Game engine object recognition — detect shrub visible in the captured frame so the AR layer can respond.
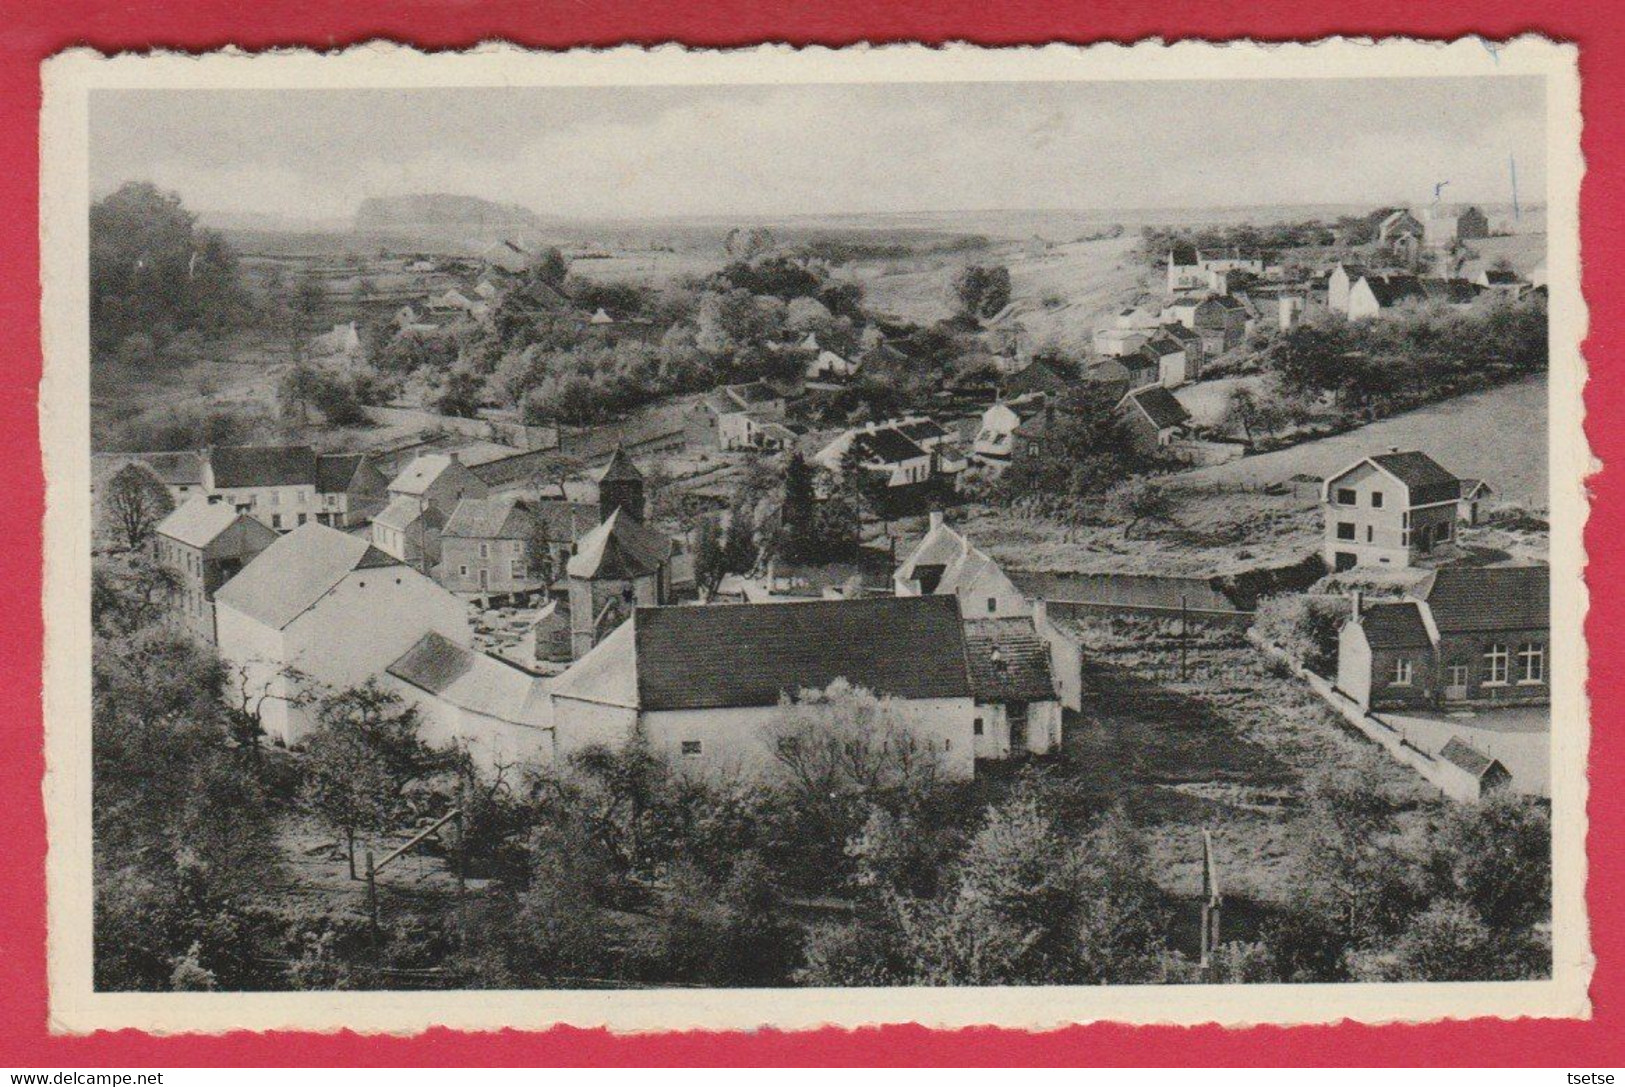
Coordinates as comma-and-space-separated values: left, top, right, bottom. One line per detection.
1252, 593, 1348, 675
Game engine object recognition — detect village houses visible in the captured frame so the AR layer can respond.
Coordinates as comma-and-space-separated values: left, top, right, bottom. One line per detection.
437, 494, 548, 600
1336, 565, 1549, 713
214, 522, 471, 746
201, 445, 389, 532
385, 631, 554, 774
1323, 449, 1463, 571
152, 497, 280, 644
702, 380, 796, 452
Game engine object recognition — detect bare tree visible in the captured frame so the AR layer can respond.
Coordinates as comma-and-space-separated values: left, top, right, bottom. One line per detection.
102, 463, 175, 550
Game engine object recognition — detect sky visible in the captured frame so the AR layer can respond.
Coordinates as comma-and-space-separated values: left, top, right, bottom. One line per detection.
89, 77, 1546, 223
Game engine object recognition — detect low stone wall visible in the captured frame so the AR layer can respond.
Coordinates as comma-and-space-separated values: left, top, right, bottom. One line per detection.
1247, 630, 1487, 802
1046, 598, 1255, 629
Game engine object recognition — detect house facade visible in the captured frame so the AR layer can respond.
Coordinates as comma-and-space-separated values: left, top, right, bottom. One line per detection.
549, 596, 980, 780
438, 495, 547, 598
1323, 450, 1463, 570
1117, 385, 1193, 456
1337, 566, 1549, 712
214, 523, 472, 745
370, 497, 446, 569
964, 617, 1063, 759
386, 452, 491, 515
152, 498, 280, 644
201, 446, 383, 532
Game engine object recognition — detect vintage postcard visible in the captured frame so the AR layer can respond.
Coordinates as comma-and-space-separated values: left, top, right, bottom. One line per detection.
39, 38, 1589, 1034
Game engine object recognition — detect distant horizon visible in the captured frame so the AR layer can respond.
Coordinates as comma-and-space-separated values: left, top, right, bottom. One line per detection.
91, 77, 1546, 223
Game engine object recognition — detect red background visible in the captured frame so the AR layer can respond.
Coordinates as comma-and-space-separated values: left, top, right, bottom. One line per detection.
1, 0, 1619, 1067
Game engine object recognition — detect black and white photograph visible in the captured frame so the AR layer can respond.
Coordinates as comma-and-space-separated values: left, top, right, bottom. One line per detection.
41, 40, 1588, 1032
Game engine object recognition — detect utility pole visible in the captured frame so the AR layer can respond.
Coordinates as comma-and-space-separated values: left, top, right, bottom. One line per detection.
365, 850, 379, 947
1179, 594, 1189, 682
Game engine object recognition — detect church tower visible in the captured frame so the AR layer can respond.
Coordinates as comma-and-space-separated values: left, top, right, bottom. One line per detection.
596, 446, 645, 523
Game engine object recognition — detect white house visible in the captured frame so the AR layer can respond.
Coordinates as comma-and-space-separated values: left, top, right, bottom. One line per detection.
807, 348, 860, 383
548, 595, 980, 780
893, 512, 1030, 619
385, 631, 554, 774
214, 522, 471, 746
814, 420, 933, 489
971, 396, 1048, 469
386, 452, 490, 514
964, 617, 1063, 758
202, 446, 386, 533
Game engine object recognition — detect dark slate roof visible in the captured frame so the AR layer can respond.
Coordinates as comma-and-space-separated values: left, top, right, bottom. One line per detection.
1362, 274, 1428, 308
596, 446, 644, 483
962, 618, 1057, 703
1369, 450, 1462, 505
566, 509, 672, 580
1169, 244, 1199, 266
1123, 385, 1192, 430
1482, 269, 1523, 285
1359, 601, 1433, 650
1144, 336, 1184, 356
632, 595, 971, 711
387, 630, 473, 693
854, 427, 928, 464
1440, 736, 1500, 778
315, 453, 364, 494
1160, 322, 1200, 343
1419, 565, 1549, 634
209, 445, 318, 489
897, 417, 949, 443
728, 381, 781, 406
533, 499, 600, 542
1419, 277, 1483, 304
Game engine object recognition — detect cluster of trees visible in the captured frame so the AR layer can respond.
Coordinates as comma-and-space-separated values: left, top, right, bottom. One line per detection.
947, 264, 1012, 323
994, 383, 1153, 520
1268, 297, 1547, 419
1138, 220, 1336, 267
91, 182, 250, 361
774, 452, 865, 566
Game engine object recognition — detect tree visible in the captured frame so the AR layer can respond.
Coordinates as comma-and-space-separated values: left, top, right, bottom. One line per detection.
776, 453, 820, 562
692, 515, 729, 599
1350, 899, 1496, 982
302, 683, 438, 878
948, 264, 1012, 322
530, 452, 587, 501
277, 364, 324, 425
1114, 480, 1175, 538
1000, 383, 1141, 511
1430, 791, 1551, 931
102, 463, 175, 550
525, 516, 555, 585
528, 247, 569, 288
435, 370, 484, 418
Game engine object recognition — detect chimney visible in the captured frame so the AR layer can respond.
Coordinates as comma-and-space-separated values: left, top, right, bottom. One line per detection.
929, 510, 944, 533
448, 450, 462, 465
1351, 590, 1364, 620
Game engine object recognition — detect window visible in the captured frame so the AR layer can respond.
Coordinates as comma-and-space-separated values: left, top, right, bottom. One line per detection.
1370, 491, 1384, 508
1336, 488, 1357, 505
986, 597, 997, 613
479, 543, 489, 559
298, 513, 307, 526
270, 491, 279, 506
1391, 658, 1413, 686
511, 560, 525, 578
459, 565, 469, 576
973, 718, 984, 736
1519, 642, 1545, 684
681, 740, 703, 757
1366, 525, 1374, 543
1449, 663, 1470, 688
1434, 522, 1452, 543
272, 514, 283, 530
1485, 643, 1509, 685
1336, 522, 1356, 541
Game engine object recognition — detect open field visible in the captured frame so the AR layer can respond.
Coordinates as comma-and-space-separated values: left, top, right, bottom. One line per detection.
1176, 374, 1549, 506
1047, 615, 1440, 919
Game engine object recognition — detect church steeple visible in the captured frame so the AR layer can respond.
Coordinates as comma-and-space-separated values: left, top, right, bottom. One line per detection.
596, 446, 645, 523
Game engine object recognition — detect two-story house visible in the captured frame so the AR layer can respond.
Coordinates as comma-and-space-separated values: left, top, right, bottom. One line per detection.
1323, 450, 1464, 571
152, 498, 280, 644
199, 446, 386, 531
439, 494, 549, 599
1336, 565, 1549, 712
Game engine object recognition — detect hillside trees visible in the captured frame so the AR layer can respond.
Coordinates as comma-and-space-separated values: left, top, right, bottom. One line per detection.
999, 383, 1144, 514
948, 264, 1012, 322
90, 182, 247, 356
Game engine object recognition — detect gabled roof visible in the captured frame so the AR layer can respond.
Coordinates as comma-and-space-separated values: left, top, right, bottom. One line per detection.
1160, 322, 1200, 343
208, 445, 318, 489
1481, 269, 1523, 285
388, 632, 551, 727
573, 595, 972, 712
532, 499, 600, 542
1418, 565, 1548, 634
1169, 244, 1199, 267
1143, 336, 1184, 357
595, 446, 644, 484
1358, 601, 1433, 650
566, 509, 672, 580
1360, 274, 1428, 308
389, 454, 461, 496
963, 617, 1057, 704
443, 495, 536, 540
1120, 385, 1192, 431
1439, 737, 1502, 779
373, 495, 444, 534
315, 453, 366, 495
896, 417, 949, 443
728, 381, 781, 406
154, 498, 253, 549
1367, 450, 1462, 505
853, 427, 928, 465
215, 522, 401, 631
